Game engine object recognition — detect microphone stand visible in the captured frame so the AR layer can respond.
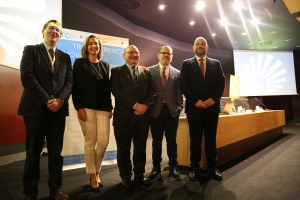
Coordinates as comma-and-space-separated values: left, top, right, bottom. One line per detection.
236, 98, 251, 110
254, 97, 271, 111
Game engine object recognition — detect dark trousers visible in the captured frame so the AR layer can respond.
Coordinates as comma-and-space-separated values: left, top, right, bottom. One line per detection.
150, 106, 179, 167
114, 120, 149, 180
186, 111, 219, 169
22, 111, 66, 197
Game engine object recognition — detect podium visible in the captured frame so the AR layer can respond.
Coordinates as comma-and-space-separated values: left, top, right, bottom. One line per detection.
177, 110, 286, 168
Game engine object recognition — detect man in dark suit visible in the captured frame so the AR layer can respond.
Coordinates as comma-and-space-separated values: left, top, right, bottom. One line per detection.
148, 45, 183, 179
18, 19, 73, 200
110, 45, 156, 189
180, 37, 225, 182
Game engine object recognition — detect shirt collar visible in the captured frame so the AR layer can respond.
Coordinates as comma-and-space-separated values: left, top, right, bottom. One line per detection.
158, 63, 169, 70
195, 55, 206, 61
44, 43, 57, 52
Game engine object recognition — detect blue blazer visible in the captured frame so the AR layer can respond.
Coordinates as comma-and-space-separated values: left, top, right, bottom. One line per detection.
18, 43, 73, 117
180, 56, 225, 114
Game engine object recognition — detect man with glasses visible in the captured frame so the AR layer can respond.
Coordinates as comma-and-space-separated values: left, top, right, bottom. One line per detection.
18, 19, 73, 200
147, 46, 183, 179
110, 45, 156, 189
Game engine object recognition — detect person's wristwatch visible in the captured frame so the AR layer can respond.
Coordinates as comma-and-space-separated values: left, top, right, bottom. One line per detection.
57, 98, 64, 105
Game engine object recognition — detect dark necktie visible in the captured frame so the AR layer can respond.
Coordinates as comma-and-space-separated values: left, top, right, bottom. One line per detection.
161, 67, 166, 87
49, 48, 54, 60
161, 67, 167, 102
132, 66, 139, 87
199, 59, 205, 77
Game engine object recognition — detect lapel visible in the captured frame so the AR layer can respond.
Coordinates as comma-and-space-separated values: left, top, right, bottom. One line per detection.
193, 56, 203, 77
137, 65, 145, 83
121, 64, 135, 86
38, 43, 53, 74
153, 64, 163, 89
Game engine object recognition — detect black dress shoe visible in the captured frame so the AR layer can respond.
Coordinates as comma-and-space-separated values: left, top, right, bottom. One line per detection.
170, 166, 180, 178
148, 166, 161, 179
188, 168, 198, 182
210, 168, 223, 181
122, 178, 133, 189
134, 177, 151, 186
89, 177, 100, 193
99, 181, 104, 188
24, 196, 37, 200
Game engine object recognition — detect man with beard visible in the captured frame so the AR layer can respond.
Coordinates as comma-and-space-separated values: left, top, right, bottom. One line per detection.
180, 37, 225, 182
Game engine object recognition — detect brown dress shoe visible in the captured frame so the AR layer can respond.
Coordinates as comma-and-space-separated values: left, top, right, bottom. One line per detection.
49, 188, 69, 200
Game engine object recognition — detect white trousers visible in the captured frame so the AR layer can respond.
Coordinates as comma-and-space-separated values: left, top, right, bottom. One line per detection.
79, 109, 110, 174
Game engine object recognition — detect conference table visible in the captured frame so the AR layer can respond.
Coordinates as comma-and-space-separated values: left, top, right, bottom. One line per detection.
177, 110, 285, 168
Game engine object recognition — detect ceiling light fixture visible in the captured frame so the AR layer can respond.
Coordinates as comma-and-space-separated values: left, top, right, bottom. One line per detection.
189, 21, 195, 25
220, 19, 228, 26
285, 39, 291, 41
211, 33, 216, 37
242, 32, 246, 35
158, 4, 166, 10
196, 2, 205, 10
296, 45, 300, 48
270, 30, 277, 34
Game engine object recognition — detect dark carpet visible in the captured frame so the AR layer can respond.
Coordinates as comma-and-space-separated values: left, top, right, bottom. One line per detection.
1, 123, 300, 200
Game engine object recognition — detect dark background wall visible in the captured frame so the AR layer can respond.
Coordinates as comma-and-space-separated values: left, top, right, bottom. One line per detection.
0, 0, 299, 148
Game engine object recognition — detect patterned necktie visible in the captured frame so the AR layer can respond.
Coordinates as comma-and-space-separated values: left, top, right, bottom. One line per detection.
161, 67, 166, 87
199, 59, 205, 77
49, 48, 54, 60
161, 67, 167, 102
132, 66, 139, 87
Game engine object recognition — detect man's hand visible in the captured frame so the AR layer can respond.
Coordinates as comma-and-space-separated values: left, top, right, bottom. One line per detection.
195, 99, 204, 108
203, 98, 215, 109
134, 103, 147, 116
109, 110, 113, 119
47, 99, 62, 112
77, 108, 87, 121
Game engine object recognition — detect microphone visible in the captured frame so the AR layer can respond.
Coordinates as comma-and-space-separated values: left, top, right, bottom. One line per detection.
254, 97, 271, 111
236, 98, 251, 110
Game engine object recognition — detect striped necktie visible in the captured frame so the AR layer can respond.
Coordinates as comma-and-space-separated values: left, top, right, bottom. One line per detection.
49, 48, 54, 60
132, 66, 138, 87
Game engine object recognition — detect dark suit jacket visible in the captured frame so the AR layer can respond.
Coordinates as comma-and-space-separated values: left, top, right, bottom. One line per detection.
110, 64, 157, 127
148, 64, 183, 118
72, 58, 112, 111
18, 43, 73, 117
180, 56, 225, 114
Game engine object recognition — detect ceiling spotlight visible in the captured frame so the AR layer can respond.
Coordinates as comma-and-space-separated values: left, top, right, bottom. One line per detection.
158, 4, 166, 10
189, 21, 195, 25
270, 30, 277, 34
285, 39, 291, 41
196, 2, 205, 10
273, 0, 276, 3
211, 33, 216, 37
242, 32, 246, 35
296, 45, 300, 48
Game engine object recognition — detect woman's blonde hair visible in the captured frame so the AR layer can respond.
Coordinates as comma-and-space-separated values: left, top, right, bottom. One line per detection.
81, 35, 103, 59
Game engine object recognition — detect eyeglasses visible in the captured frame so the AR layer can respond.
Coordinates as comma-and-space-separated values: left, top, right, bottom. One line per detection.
159, 52, 173, 56
125, 51, 139, 55
47, 26, 62, 34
